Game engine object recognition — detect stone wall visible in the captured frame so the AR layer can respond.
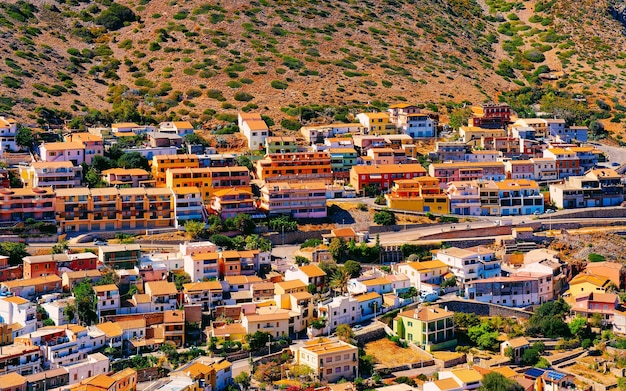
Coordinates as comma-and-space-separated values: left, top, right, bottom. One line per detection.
266, 229, 331, 245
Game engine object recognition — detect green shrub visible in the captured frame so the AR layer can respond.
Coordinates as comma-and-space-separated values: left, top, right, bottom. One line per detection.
280, 119, 301, 131
270, 80, 288, 89
523, 49, 545, 63
234, 91, 254, 102
226, 80, 242, 88
94, 3, 136, 31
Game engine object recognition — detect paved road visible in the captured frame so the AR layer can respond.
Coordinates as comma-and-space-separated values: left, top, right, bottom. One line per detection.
595, 143, 626, 165
232, 357, 252, 378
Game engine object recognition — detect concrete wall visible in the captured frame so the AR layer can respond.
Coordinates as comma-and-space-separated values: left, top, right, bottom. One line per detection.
438, 299, 534, 320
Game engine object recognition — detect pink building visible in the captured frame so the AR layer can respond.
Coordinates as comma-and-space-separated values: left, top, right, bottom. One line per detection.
504, 160, 535, 180
570, 292, 618, 326
429, 162, 506, 186
258, 181, 327, 218
67, 133, 104, 164
210, 188, 256, 219
39, 142, 85, 165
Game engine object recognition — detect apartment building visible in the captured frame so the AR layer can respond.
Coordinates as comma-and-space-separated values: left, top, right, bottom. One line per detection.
300, 123, 363, 144
0, 296, 37, 336
0, 187, 55, 223
98, 245, 142, 270
166, 166, 251, 202
285, 264, 326, 292
210, 188, 256, 219
0, 344, 41, 375
543, 148, 582, 179
496, 179, 544, 216
385, 176, 449, 213
101, 168, 151, 187
173, 187, 205, 224
530, 158, 558, 182
264, 136, 298, 154
144, 281, 178, 312
394, 306, 456, 351
39, 142, 85, 165
94, 284, 120, 319
390, 107, 435, 138
350, 164, 427, 193
395, 260, 449, 293
184, 252, 219, 281
429, 161, 506, 184
356, 112, 396, 134
20, 162, 82, 189
445, 181, 481, 216
256, 152, 333, 184
469, 102, 510, 129
317, 295, 360, 334
459, 127, 506, 143
435, 246, 501, 287
351, 135, 386, 156
67, 132, 104, 164
503, 160, 535, 180
0, 256, 22, 283
328, 147, 358, 179
152, 154, 200, 186
241, 307, 292, 338
55, 187, 176, 233
183, 281, 223, 311
294, 338, 358, 382
568, 146, 597, 172
1, 275, 62, 300
257, 181, 327, 218
465, 273, 553, 307
238, 113, 269, 150
550, 168, 624, 209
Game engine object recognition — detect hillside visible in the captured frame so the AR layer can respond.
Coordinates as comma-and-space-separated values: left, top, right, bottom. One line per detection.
0, 0, 625, 130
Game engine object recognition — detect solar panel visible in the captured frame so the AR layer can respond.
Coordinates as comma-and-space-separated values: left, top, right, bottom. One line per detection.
524, 368, 545, 378
545, 371, 566, 381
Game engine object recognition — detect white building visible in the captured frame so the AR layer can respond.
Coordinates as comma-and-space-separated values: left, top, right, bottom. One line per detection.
0, 117, 18, 156
530, 158, 557, 182
93, 284, 120, 320
64, 352, 110, 384
41, 298, 76, 326
238, 113, 269, 151
317, 295, 359, 334
0, 296, 37, 337
145, 281, 178, 312
435, 246, 501, 287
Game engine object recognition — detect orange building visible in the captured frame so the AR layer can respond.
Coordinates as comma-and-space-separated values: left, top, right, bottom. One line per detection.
0, 187, 55, 223
166, 166, 251, 201
151, 154, 199, 186
256, 152, 333, 184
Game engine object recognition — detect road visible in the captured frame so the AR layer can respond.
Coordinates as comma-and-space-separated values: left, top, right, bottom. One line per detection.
231, 357, 252, 378
595, 143, 626, 165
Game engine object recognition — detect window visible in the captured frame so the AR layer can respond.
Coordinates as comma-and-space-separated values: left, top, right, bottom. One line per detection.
344, 365, 350, 372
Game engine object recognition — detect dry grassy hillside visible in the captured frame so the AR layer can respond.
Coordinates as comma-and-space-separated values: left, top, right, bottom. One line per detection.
0, 0, 625, 130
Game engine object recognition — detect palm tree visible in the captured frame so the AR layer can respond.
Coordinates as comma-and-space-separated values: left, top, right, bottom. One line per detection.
330, 269, 351, 295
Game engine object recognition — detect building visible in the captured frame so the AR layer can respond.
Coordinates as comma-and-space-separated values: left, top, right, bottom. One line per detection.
469, 103, 510, 128
0, 117, 18, 157
584, 262, 626, 290
433, 369, 483, 391
293, 338, 358, 383
238, 113, 269, 150
67, 132, 104, 164
356, 112, 396, 134
0, 296, 37, 336
445, 181, 481, 216
465, 273, 553, 307
459, 127, 506, 143
152, 154, 200, 187
530, 158, 558, 182
257, 181, 327, 219
495, 179, 544, 216
101, 168, 151, 187
264, 136, 298, 154
1, 275, 62, 300
256, 152, 333, 184
284, 264, 326, 292
504, 160, 535, 180
173, 187, 205, 224
317, 295, 359, 334
98, 245, 142, 270
550, 168, 624, 209
166, 166, 251, 202
0, 187, 56, 223
328, 147, 358, 179
144, 281, 178, 312
39, 142, 85, 165
385, 177, 449, 213
500, 337, 531, 364
568, 292, 619, 326
183, 281, 223, 311
24, 367, 69, 391
94, 284, 120, 319
395, 260, 449, 293
55, 187, 176, 233
435, 246, 500, 287
196, 153, 236, 168
210, 189, 256, 220
300, 123, 363, 144
388, 105, 435, 138
356, 292, 382, 320
350, 164, 427, 193
429, 162, 506, 184
20, 162, 83, 189
568, 146, 597, 172
64, 353, 110, 384
543, 148, 581, 179
159, 121, 194, 136
393, 306, 456, 351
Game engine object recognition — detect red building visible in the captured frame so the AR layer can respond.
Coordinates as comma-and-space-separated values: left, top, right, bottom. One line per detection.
23, 252, 97, 279
469, 103, 511, 129
349, 164, 426, 193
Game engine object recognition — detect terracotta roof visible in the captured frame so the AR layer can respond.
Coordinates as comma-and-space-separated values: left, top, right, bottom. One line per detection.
504, 336, 530, 349
451, 368, 483, 384
171, 121, 193, 129
112, 122, 140, 128
298, 264, 326, 278
361, 278, 391, 287
31, 161, 74, 169
244, 119, 269, 131
569, 274, 610, 288
93, 284, 118, 293
290, 291, 313, 300
355, 292, 381, 302
110, 368, 136, 382
41, 141, 85, 151
133, 294, 151, 304
360, 112, 389, 119
492, 366, 518, 379
184, 281, 223, 292
2, 275, 61, 289
245, 310, 291, 322
407, 260, 448, 272
275, 280, 306, 291
252, 282, 275, 290
145, 280, 178, 296
0, 372, 27, 388
85, 373, 116, 389
163, 310, 185, 323
3, 296, 30, 305
351, 164, 426, 175
102, 168, 149, 176
431, 378, 460, 391
331, 227, 357, 238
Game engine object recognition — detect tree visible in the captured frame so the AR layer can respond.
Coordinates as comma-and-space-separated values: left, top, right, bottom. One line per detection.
233, 214, 255, 235
479, 372, 523, 391
521, 347, 540, 366
336, 324, 354, 343
85, 166, 107, 188
184, 133, 209, 146
269, 216, 297, 232
245, 331, 271, 351
330, 269, 351, 295
52, 240, 69, 254
329, 238, 347, 263
172, 272, 191, 291
15, 127, 34, 150
73, 279, 97, 325
373, 210, 396, 226
468, 323, 500, 351
63, 302, 76, 323
117, 152, 149, 170
184, 220, 205, 239
568, 316, 590, 340
234, 372, 251, 391
92, 155, 114, 172
235, 155, 254, 172
318, 260, 338, 277
43, 318, 55, 326
448, 107, 472, 130
0, 242, 29, 266
244, 234, 271, 252
526, 298, 571, 338
289, 365, 314, 381
343, 260, 362, 278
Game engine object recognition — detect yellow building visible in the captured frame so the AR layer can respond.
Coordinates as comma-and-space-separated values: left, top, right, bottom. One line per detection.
564, 274, 611, 297
55, 187, 175, 233
165, 166, 251, 202
152, 154, 199, 186
294, 338, 358, 383
356, 112, 397, 134
393, 306, 456, 351
459, 126, 506, 144
385, 177, 449, 213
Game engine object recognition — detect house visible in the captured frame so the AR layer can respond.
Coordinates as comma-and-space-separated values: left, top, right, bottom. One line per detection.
293, 338, 358, 383
348, 278, 392, 295
495, 179, 544, 216
550, 168, 624, 209
0, 372, 27, 391
19, 161, 82, 189
238, 113, 269, 150
101, 168, 151, 187
0, 256, 21, 283
22, 254, 59, 279
328, 147, 358, 179
317, 295, 359, 334
240, 307, 291, 338
223, 275, 264, 293
284, 264, 326, 292
0, 117, 19, 157
468, 102, 510, 128
1, 275, 62, 300
98, 245, 142, 270
67, 132, 104, 164
173, 187, 205, 224
500, 337, 531, 364
0, 344, 41, 375
466, 274, 551, 307
504, 160, 535, 180
0, 296, 37, 336
196, 153, 236, 168
322, 227, 360, 245
435, 246, 501, 287
356, 112, 396, 134
147, 132, 184, 149
257, 181, 327, 219
584, 261, 626, 290
145, 281, 178, 312
385, 177, 449, 214
565, 274, 611, 297
300, 123, 363, 144
391, 109, 435, 138
542, 148, 581, 179
256, 152, 333, 184
39, 142, 85, 165
24, 367, 70, 391
459, 127, 506, 143
446, 181, 481, 216
393, 306, 456, 351
111, 122, 141, 135
395, 260, 449, 292
251, 282, 275, 302
64, 353, 110, 384
429, 161, 506, 184
350, 164, 427, 193
184, 252, 219, 282
530, 158, 558, 182
567, 292, 619, 326
41, 297, 76, 326
183, 281, 223, 311
275, 280, 307, 295
159, 121, 194, 137
356, 292, 383, 320
93, 284, 120, 320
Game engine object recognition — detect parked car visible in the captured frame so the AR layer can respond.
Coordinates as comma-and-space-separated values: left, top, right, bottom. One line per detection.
612, 162, 621, 167
94, 239, 108, 246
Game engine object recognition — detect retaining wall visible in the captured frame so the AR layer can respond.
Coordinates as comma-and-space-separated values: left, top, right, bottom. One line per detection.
438, 299, 534, 320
